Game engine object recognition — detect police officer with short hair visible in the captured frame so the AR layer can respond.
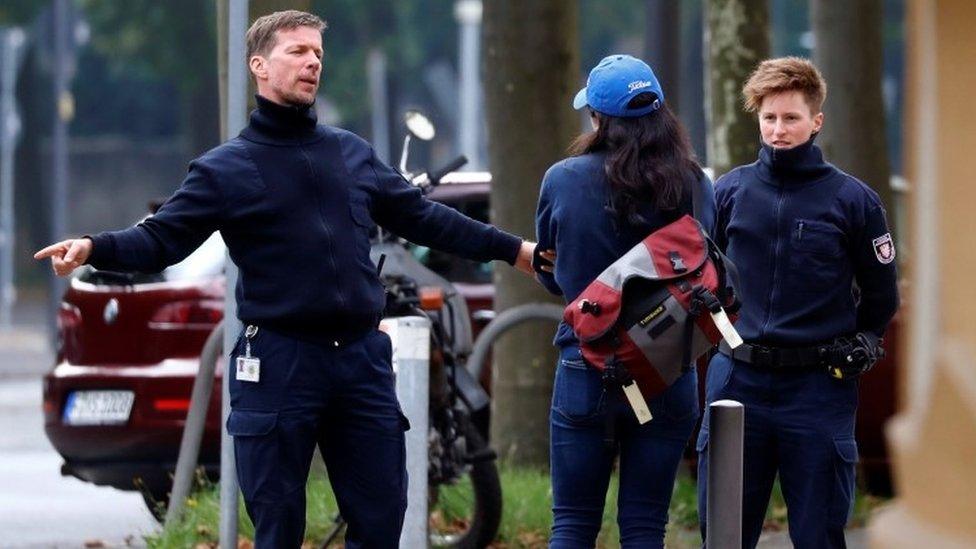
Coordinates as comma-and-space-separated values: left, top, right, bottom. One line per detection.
696, 57, 899, 548
35, 10, 537, 548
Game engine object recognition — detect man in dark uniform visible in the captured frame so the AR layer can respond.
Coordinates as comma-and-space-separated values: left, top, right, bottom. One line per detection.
35, 10, 537, 547
696, 57, 899, 548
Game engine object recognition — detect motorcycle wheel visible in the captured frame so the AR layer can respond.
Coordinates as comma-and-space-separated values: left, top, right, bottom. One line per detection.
428, 424, 502, 548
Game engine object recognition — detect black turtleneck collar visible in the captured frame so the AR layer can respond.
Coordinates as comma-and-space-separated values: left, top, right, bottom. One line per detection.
240, 94, 323, 145
755, 134, 835, 185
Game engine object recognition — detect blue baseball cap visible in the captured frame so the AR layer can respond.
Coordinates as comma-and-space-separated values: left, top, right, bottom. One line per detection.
573, 54, 665, 117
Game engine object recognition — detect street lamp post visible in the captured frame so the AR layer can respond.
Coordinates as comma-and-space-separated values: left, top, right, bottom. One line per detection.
454, 0, 483, 170
0, 28, 25, 328
48, 0, 72, 345
219, 1, 248, 546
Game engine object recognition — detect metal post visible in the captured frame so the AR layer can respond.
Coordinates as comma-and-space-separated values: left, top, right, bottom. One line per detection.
49, 0, 71, 345
367, 48, 390, 163
454, 0, 483, 170
0, 28, 24, 328
380, 316, 430, 548
220, 262, 240, 549
165, 321, 223, 525
706, 399, 744, 548
220, 0, 248, 546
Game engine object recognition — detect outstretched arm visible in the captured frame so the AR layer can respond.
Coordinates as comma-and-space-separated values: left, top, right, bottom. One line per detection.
368, 146, 536, 274
34, 161, 223, 276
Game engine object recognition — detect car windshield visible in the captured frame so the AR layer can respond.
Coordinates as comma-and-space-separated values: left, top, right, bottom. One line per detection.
162, 231, 225, 281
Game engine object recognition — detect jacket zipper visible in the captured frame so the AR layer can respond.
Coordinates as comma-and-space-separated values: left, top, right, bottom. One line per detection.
759, 185, 786, 339
298, 145, 346, 310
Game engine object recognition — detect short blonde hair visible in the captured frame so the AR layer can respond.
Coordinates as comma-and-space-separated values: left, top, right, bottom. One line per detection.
245, 10, 327, 60
742, 57, 827, 113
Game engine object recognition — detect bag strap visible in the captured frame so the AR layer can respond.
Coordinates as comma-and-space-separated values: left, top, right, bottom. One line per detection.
705, 233, 742, 312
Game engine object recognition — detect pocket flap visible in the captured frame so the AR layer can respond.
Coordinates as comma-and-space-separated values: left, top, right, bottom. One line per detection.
226, 409, 278, 436
349, 200, 375, 228
833, 437, 859, 464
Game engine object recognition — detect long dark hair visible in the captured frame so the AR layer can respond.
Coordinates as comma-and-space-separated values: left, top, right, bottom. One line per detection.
569, 93, 700, 228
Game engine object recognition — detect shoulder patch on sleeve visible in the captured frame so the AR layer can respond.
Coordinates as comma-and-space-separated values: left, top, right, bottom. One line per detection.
872, 233, 896, 264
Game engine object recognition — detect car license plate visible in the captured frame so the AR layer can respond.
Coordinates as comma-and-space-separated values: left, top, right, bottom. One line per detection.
63, 390, 135, 426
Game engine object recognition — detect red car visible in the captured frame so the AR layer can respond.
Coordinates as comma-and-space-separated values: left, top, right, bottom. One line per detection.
43, 232, 228, 514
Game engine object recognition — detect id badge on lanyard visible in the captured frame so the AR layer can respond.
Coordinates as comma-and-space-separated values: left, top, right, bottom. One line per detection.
236, 325, 261, 382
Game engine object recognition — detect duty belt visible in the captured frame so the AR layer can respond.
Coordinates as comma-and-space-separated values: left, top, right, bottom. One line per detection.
718, 339, 835, 370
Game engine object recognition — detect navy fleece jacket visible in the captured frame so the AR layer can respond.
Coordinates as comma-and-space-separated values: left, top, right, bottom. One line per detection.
535, 152, 716, 350
713, 137, 899, 346
87, 95, 522, 342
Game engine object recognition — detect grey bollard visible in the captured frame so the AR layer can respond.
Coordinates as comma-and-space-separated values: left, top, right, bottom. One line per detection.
706, 399, 744, 549
380, 316, 431, 548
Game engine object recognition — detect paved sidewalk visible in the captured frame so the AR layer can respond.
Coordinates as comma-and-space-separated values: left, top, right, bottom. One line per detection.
0, 299, 158, 547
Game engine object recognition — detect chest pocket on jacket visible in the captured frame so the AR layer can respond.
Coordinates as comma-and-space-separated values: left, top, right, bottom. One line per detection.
789, 219, 846, 294
792, 219, 843, 257
349, 199, 376, 230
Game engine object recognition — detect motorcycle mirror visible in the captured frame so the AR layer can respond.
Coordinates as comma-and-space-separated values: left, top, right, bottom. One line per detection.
404, 110, 435, 141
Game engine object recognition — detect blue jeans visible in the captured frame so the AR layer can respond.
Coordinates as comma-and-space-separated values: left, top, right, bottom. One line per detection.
549, 349, 699, 548
697, 351, 858, 549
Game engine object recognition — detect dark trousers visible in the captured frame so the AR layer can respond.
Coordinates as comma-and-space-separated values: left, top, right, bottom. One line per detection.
227, 327, 409, 548
549, 350, 699, 548
697, 351, 858, 549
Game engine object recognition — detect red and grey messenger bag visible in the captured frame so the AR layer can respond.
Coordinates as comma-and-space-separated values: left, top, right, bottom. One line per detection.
564, 213, 742, 423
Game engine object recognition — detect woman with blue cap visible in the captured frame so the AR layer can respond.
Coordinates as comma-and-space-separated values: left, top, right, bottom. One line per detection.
534, 54, 716, 547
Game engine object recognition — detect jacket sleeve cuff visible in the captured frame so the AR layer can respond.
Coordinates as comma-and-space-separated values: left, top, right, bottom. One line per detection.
494, 231, 523, 265
84, 233, 115, 269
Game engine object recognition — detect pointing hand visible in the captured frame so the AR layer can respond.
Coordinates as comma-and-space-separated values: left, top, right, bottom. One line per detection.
34, 238, 93, 277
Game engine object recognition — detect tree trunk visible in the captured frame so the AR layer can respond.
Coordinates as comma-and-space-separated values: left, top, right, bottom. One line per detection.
704, 0, 769, 178
482, 0, 577, 466
644, 0, 682, 114
811, 0, 894, 232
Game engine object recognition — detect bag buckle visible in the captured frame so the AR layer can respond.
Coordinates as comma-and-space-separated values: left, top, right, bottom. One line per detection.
668, 251, 687, 273
579, 299, 601, 315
